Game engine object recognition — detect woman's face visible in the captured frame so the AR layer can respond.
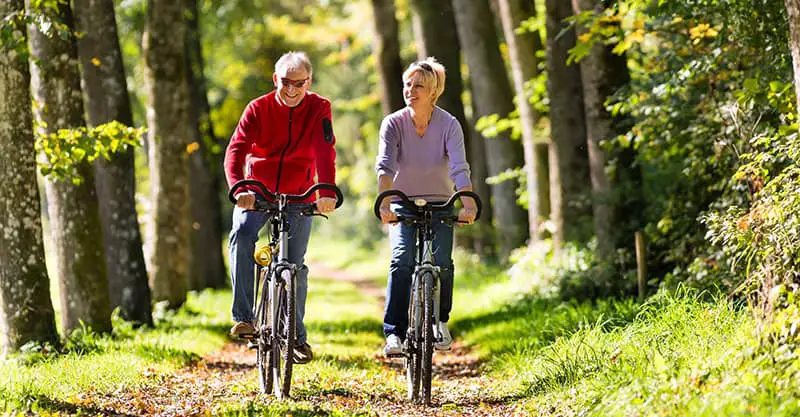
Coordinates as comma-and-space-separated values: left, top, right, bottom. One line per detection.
403, 71, 432, 108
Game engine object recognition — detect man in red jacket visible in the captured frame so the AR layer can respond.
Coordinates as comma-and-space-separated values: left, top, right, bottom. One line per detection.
224, 51, 338, 364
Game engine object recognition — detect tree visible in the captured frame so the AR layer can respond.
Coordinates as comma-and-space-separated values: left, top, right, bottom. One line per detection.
73, 0, 153, 326
186, 0, 226, 290
497, 0, 551, 242
787, 0, 800, 115
545, 0, 591, 247
453, 0, 529, 261
410, 0, 494, 256
369, 0, 405, 114
27, 0, 112, 334
143, 0, 190, 308
0, 0, 60, 353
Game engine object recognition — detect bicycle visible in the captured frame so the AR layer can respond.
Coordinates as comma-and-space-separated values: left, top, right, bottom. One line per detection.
228, 179, 343, 398
373, 189, 482, 405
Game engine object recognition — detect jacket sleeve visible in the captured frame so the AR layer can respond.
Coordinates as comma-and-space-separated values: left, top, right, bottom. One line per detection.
224, 101, 260, 190
314, 99, 337, 198
445, 118, 471, 189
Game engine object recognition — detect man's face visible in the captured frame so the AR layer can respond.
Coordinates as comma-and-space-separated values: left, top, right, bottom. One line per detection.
273, 67, 311, 107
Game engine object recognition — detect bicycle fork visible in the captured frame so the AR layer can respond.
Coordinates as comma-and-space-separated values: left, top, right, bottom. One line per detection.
411, 263, 441, 342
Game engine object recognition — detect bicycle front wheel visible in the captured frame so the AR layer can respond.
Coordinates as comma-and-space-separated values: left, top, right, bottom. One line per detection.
256, 269, 272, 394
272, 268, 296, 398
421, 271, 435, 406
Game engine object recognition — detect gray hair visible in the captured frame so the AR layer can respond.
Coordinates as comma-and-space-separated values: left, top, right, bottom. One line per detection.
275, 51, 313, 75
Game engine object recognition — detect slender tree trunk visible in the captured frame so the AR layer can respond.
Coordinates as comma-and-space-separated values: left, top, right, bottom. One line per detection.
787, 0, 800, 115
410, 0, 493, 256
572, 0, 642, 263
370, 0, 405, 114
144, 0, 190, 308
453, 0, 529, 261
0, 0, 60, 353
545, 0, 591, 248
186, 0, 226, 290
497, 0, 550, 242
27, 0, 112, 334
73, 0, 153, 326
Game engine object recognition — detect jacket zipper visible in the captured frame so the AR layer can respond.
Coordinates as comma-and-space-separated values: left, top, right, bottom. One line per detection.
274, 107, 293, 193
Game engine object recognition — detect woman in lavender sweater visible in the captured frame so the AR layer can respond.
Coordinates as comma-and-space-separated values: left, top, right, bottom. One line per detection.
375, 57, 478, 356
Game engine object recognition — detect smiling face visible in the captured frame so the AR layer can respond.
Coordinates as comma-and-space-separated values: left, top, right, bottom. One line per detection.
403, 71, 433, 109
273, 67, 311, 107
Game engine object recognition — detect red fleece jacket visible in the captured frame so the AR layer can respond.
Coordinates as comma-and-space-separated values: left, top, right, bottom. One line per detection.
224, 91, 337, 200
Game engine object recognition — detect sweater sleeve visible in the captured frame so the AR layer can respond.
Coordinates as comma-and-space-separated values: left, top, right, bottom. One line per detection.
375, 116, 398, 179
314, 100, 337, 198
445, 118, 472, 189
224, 100, 260, 189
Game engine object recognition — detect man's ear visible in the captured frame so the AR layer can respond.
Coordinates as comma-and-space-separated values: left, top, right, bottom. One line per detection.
272, 72, 278, 87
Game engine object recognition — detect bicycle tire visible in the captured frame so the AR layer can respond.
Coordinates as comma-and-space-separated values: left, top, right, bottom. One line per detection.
256, 269, 272, 394
279, 268, 296, 398
421, 271, 435, 405
269, 274, 284, 397
405, 272, 423, 402
405, 330, 421, 401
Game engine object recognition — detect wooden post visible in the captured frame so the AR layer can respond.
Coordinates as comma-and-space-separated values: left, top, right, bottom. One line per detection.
635, 231, 647, 301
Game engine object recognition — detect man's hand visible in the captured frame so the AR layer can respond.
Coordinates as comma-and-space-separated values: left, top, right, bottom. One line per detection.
236, 193, 256, 210
379, 204, 398, 224
456, 208, 476, 226
315, 197, 337, 214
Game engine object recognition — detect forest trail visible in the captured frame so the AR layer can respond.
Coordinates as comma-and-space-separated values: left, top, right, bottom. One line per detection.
82, 264, 525, 416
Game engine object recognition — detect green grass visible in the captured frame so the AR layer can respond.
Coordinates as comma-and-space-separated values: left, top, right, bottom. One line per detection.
0, 289, 230, 413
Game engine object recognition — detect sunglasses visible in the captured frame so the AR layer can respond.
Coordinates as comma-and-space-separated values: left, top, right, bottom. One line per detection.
414, 62, 433, 72
280, 77, 309, 88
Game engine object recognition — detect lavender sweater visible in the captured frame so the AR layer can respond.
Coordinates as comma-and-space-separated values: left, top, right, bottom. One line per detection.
375, 106, 472, 201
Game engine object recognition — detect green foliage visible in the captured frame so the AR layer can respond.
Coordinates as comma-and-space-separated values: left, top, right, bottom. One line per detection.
34, 121, 145, 184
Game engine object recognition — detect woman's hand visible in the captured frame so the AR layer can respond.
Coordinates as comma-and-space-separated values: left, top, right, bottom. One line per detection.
457, 207, 476, 226
379, 204, 398, 224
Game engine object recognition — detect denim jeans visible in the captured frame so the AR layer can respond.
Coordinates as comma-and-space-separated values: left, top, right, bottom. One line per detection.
383, 203, 454, 338
229, 203, 312, 344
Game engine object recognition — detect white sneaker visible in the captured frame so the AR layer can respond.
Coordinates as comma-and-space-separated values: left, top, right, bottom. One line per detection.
384, 334, 403, 356
435, 321, 452, 351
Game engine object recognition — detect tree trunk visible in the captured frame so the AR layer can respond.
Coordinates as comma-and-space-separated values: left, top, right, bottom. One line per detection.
144, 0, 190, 308
497, 0, 550, 242
545, 0, 591, 247
73, 0, 153, 326
0, 0, 60, 353
453, 0, 529, 261
27, 0, 112, 334
787, 0, 800, 115
410, 0, 493, 256
186, 0, 226, 290
370, 0, 405, 114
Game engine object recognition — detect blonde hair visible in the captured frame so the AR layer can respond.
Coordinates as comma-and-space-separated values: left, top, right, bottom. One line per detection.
402, 57, 446, 104
275, 51, 313, 76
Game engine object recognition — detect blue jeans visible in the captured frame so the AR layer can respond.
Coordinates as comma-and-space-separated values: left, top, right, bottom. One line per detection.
229, 203, 312, 344
383, 203, 454, 338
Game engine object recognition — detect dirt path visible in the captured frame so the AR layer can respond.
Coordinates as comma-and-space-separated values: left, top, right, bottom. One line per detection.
85, 264, 525, 416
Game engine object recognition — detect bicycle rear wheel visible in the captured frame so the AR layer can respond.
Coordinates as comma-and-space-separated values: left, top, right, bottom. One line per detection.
421, 271, 435, 405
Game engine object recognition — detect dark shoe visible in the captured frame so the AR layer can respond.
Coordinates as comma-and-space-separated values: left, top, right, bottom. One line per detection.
293, 342, 313, 364
230, 321, 256, 338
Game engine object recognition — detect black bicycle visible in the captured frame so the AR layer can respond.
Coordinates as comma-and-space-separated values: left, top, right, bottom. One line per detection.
373, 189, 482, 405
229, 179, 343, 398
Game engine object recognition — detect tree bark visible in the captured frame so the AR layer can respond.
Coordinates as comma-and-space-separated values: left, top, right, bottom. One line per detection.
186, 0, 226, 290
144, 0, 190, 308
453, 0, 529, 261
0, 0, 60, 353
787, 0, 800, 115
497, 0, 551, 242
545, 0, 591, 247
27, 0, 112, 334
73, 0, 153, 326
410, 0, 493, 256
370, 0, 405, 114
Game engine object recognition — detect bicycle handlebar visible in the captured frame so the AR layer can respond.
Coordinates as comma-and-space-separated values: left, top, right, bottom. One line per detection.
228, 180, 344, 209
372, 189, 482, 222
